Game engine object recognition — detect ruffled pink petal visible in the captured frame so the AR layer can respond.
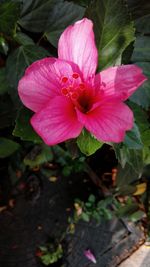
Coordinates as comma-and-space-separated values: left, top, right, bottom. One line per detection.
58, 18, 98, 80
76, 100, 133, 143
95, 65, 147, 100
18, 57, 81, 112
31, 96, 83, 145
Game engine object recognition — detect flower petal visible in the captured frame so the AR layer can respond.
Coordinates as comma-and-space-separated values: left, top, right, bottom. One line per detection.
76, 100, 133, 143
31, 96, 83, 145
18, 57, 81, 112
84, 249, 97, 264
95, 65, 147, 100
58, 18, 98, 79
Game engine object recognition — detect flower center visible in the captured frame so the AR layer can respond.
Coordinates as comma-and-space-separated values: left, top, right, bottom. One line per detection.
61, 72, 93, 113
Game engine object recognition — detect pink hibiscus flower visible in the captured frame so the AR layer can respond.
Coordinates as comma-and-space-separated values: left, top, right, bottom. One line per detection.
18, 18, 146, 145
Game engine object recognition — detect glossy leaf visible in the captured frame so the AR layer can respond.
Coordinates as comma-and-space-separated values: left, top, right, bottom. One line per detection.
86, 0, 135, 70
124, 123, 143, 149
0, 36, 9, 55
114, 144, 144, 173
130, 64, 150, 110
24, 144, 53, 167
14, 32, 34, 46
135, 14, 150, 34
6, 44, 49, 88
132, 36, 150, 62
0, 137, 20, 158
19, 0, 84, 47
142, 130, 150, 147
0, 0, 20, 35
129, 210, 146, 222
128, 102, 150, 132
0, 68, 10, 95
13, 107, 42, 143
77, 130, 103, 156
116, 201, 139, 217
45, 1, 85, 47
126, 0, 150, 20
143, 147, 150, 165
0, 94, 16, 128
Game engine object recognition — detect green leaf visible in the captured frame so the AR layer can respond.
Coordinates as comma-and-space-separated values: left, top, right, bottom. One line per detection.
71, 0, 91, 7
0, 94, 16, 129
0, 0, 20, 36
88, 194, 96, 203
114, 144, 144, 173
44, 1, 85, 47
19, 0, 61, 31
77, 130, 103, 156
0, 137, 20, 158
116, 202, 139, 218
86, 0, 135, 70
116, 163, 138, 189
126, 0, 150, 20
81, 212, 90, 222
14, 32, 34, 46
6, 44, 50, 89
135, 14, 150, 34
0, 36, 9, 55
13, 107, 42, 143
19, 0, 84, 47
142, 129, 150, 147
0, 68, 10, 95
129, 210, 146, 222
131, 36, 150, 62
124, 123, 143, 149
24, 144, 53, 167
143, 147, 150, 165
130, 62, 150, 109
128, 102, 150, 132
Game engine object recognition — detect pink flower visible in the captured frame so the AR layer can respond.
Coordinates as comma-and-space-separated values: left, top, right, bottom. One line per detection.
18, 18, 147, 145
84, 249, 97, 264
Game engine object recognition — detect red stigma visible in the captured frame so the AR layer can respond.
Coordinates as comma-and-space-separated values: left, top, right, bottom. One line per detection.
79, 83, 85, 90
72, 73, 79, 79
61, 76, 68, 83
61, 88, 68, 95
71, 92, 78, 100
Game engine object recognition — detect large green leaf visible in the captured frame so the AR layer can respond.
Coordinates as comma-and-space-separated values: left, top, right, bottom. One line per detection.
19, 0, 84, 47
131, 36, 150, 62
86, 0, 135, 70
128, 102, 150, 132
0, 36, 9, 55
123, 123, 143, 149
45, 1, 85, 47
130, 60, 150, 109
143, 147, 150, 165
135, 14, 150, 34
129, 36, 150, 109
24, 144, 53, 167
0, 68, 10, 95
126, 0, 150, 20
70, 0, 91, 7
0, 94, 16, 129
6, 44, 49, 89
19, 0, 61, 31
14, 32, 35, 46
0, 0, 20, 35
113, 144, 143, 173
77, 130, 103, 156
0, 137, 20, 158
13, 107, 42, 143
